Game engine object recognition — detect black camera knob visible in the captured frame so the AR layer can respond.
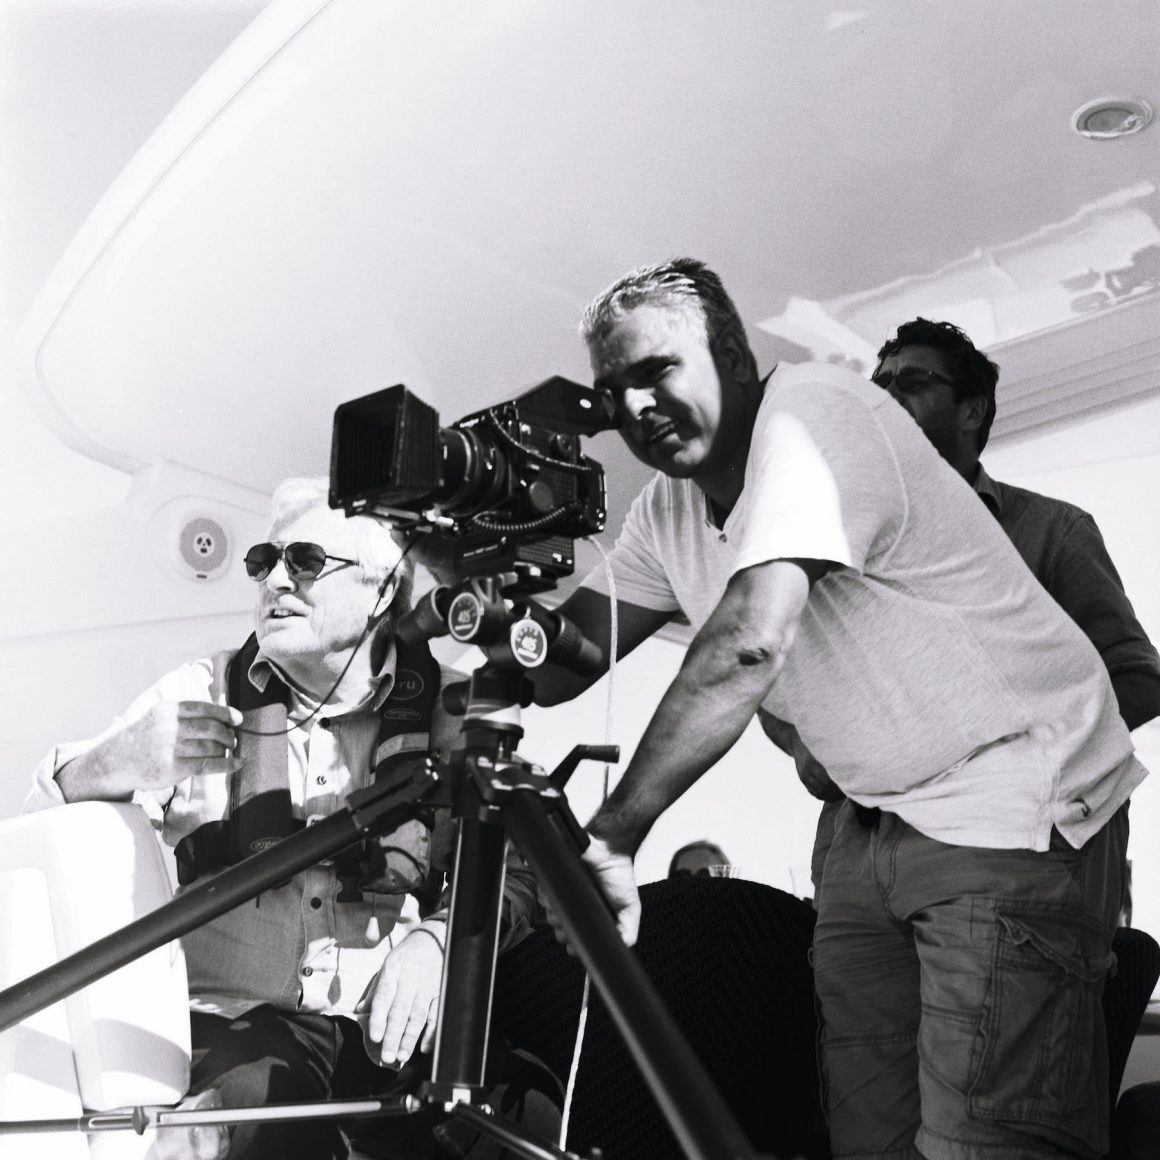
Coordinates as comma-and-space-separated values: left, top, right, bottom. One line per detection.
526, 479, 555, 514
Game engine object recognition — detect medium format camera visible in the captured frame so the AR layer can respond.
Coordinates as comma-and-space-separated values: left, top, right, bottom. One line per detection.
329, 377, 615, 591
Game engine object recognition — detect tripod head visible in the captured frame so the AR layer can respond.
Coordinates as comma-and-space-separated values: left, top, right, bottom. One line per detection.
398, 567, 604, 745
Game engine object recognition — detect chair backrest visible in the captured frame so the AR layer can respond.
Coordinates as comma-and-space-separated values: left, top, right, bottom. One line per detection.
1104, 926, 1160, 1107
0, 802, 191, 1159
492, 877, 828, 1160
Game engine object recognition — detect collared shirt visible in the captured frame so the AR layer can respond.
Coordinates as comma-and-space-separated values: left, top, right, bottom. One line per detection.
26, 642, 538, 1018
973, 463, 1160, 690
583, 362, 1146, 852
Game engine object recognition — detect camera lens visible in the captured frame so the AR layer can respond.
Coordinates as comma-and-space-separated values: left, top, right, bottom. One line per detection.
437, 427, 509, 519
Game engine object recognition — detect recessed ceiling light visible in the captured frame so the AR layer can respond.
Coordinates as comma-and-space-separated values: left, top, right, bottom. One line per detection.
1072, 97, 1153, 139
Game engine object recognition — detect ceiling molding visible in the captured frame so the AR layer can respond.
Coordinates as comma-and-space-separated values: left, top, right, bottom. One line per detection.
990, 293, 1160, 442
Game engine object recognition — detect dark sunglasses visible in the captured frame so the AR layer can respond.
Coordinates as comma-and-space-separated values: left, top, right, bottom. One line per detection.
243, 542, 359, 582
871, 367, 958, 395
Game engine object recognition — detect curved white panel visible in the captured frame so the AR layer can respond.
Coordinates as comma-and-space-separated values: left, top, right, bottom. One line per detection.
12, 0, 1160, 500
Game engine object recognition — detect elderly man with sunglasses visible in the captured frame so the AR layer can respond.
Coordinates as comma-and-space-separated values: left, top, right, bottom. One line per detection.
25, 477, 544, 1160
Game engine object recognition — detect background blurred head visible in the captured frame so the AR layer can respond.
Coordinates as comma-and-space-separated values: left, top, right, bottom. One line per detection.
668, 839, 731, 878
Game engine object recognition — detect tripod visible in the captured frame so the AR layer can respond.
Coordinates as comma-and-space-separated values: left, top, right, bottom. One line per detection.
0, 572, 772, 1160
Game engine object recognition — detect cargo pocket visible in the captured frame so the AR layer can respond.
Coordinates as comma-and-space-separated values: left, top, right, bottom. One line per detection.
968, 900, 1115, 1151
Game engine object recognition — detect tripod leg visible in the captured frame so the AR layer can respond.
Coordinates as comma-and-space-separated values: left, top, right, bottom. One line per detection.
504, 790, 763, 1160
429, 814, 508, 1100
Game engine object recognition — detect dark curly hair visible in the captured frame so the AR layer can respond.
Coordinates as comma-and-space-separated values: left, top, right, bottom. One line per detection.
876, 318, 1001, 451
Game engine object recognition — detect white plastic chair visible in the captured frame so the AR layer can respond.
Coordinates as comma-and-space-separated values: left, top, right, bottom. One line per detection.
0, 802, 191, 1158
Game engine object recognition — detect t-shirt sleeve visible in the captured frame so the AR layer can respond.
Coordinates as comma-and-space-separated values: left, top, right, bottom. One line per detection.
580, 478, 683, 613
732, 372, 906, 577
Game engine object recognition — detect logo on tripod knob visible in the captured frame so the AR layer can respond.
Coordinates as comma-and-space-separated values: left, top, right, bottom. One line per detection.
448, 592, 483, 641
510, 618, 548, 667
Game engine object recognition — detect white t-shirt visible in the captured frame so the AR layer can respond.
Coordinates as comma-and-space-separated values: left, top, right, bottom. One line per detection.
582, 362, 1145, 851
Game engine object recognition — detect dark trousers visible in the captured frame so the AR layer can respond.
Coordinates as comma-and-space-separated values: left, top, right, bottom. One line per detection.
189, 1006, 562, 1160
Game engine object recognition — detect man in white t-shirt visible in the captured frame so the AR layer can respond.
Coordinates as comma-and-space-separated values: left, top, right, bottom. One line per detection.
532, 258, 1145, 1160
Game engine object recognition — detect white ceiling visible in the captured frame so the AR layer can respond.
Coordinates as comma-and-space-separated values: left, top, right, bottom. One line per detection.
2, 0, 1159, 569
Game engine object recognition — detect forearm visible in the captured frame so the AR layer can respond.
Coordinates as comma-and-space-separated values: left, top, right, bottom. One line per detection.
1112, 670, 1160, 732
589, 563, 806, 854
55, 742, 137, 804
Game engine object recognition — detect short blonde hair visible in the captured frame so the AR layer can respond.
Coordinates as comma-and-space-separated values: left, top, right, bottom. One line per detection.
580, 257, 751, 359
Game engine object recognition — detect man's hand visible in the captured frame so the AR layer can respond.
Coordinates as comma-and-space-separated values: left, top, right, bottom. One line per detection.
390, 523, 458, 587
552, 834, 642, 948
58, 702, 243, 803
358, 925, 445, 1067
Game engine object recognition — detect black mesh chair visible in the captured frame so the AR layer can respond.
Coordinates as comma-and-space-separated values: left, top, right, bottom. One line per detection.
1104, 927, 1160, 1106
492, 877, 828, 1160
1106, 927, 1160, 1159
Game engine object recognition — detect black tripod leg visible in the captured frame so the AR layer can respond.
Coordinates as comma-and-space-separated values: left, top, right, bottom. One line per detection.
503, 789, 762, 1160
430, 814, 508, 1098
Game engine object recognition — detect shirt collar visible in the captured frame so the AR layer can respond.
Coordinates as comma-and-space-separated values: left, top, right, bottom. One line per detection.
699, 365, 777, 530
972, 461, 1003, 517
248, 637, 399, 715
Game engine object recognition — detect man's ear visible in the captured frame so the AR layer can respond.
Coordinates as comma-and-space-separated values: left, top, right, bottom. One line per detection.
367, 574, 399, 630
959, 393, 988, 434
716, 326, 757, 386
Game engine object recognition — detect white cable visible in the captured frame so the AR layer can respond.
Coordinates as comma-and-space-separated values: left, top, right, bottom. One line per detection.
559, 539, 619, 1150
559, 971, 590, 1146
588, 537, 619, 797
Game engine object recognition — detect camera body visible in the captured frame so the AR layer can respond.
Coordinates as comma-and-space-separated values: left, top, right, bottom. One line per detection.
330, 376, 615, 591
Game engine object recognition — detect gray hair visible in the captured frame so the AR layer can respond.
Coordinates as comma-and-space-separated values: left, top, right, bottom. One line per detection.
267, 477, 413, 613
580, 257, 751, 358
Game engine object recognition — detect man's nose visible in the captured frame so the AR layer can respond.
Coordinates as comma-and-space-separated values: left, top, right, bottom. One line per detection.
620, 385, 655, 424
264, 557, 297, 592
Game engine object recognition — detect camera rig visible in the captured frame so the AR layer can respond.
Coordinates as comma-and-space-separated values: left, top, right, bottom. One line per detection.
329, 376, 616, 593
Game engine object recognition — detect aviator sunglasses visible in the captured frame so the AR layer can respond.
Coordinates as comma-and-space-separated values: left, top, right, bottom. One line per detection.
243, 541, 359, 583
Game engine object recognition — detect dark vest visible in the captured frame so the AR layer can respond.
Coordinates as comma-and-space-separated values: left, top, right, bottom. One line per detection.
174, 633, 442, 901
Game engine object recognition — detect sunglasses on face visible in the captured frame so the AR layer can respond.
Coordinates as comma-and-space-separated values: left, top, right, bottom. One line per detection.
871, 367, 958, 395
243, 542, 359, 582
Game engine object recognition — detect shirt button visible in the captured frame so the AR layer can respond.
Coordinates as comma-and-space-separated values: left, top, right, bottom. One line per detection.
315, 775, 327, 786
302, 966, 313, 977
718, 532, 727, 543
310, 897, 322, 910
